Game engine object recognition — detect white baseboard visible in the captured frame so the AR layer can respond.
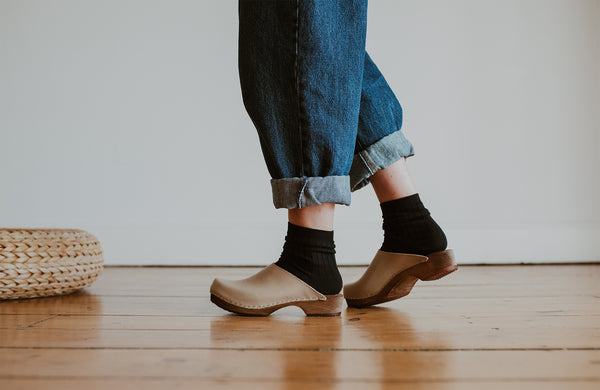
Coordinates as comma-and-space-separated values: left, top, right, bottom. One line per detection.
90, 224, 600, 266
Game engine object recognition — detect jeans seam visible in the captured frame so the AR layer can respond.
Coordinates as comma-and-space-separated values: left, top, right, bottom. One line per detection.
357, 153, 373, 175
294, 0, 305, 177
360, 150, 377, 173
356, 134, 365, 151
298, 177, 308, 208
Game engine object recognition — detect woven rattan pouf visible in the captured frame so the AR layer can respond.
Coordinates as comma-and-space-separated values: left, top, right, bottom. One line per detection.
0, 229, 104, 300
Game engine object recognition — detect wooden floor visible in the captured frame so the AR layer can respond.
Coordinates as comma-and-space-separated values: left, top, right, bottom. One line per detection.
1, 264, 599, 389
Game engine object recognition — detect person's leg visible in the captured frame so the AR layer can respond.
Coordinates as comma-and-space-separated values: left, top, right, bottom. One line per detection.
349, 52, 415, 192
238, 0, 368, 210
369, 157, 416, 202
211, 0, 368, 316
288, 203, 335, 231
348, 51, 447, 255
343, 52, 456, 307
371, 158, 447, 256
276, 203, 341, 297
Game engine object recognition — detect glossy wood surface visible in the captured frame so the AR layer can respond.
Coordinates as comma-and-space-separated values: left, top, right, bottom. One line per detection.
1, 265, 598, 389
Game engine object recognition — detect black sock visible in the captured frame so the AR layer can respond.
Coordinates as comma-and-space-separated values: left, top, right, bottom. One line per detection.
380, 193, 447, 256
275, 222, 342, 295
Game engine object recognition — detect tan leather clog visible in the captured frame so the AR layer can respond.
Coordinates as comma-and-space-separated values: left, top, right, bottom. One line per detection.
210, 264, 343, 316
344, 249, 457, 308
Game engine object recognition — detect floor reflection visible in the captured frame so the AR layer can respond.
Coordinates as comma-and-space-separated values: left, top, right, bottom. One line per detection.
209, 308, 343, 386
0, 289, 103, 315
1, 290, 104, 349
208, 304, 451, 385
344, 306, 450, 385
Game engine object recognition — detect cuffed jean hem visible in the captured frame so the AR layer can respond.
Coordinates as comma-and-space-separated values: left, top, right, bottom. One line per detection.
271, 175, 351, 209
349, 130, 415, 192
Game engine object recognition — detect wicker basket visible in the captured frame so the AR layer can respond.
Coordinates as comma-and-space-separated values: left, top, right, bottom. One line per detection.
0, 229, 104, 300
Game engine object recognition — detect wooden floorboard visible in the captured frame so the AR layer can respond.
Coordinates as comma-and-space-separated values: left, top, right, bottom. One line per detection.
0, 264, 599, 389
1, 349, 599, 380
1, 379, 599, 390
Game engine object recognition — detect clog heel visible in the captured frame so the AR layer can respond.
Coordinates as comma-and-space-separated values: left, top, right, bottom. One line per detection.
409, 249, 458, 281
344, 249, 458, 308
296, 294, 344, 316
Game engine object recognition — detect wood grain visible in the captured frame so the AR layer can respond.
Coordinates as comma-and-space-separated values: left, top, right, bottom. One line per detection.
0, 264, 598, 390
1, 380, 599, 390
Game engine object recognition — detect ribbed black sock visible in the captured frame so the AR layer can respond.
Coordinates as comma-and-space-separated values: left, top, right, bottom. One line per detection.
275, 222, 343, 295
380, 193, 447, 256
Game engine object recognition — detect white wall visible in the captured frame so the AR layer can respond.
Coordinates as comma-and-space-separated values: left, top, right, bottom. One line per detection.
1, 0, 598, 265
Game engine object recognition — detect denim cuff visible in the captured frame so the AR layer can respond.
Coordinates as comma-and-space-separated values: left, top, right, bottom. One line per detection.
349, 130, 415, 192
271, 176, 351, 209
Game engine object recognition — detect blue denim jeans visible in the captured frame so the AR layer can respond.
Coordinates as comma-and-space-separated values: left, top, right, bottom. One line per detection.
239, 0, 415, 209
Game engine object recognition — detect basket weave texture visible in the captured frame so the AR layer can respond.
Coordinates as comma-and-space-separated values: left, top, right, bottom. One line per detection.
0, 229, 104, 300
